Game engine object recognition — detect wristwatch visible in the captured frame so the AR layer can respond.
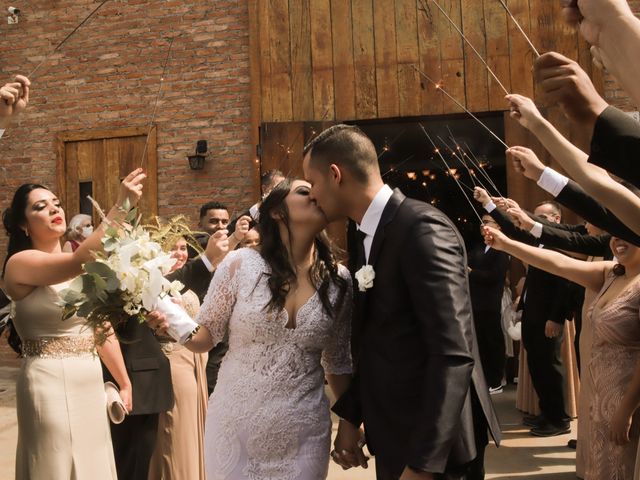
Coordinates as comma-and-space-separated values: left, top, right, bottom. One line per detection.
185, 325, 200, 343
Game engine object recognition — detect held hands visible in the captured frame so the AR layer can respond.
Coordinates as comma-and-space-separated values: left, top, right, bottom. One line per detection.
205, 229, 230, 269
118, 384, 133, 413
507, 146, 546, 182
145, 309, 170, 336
0, 75, 30, 120
505, 94, 544, 132
544, 320, 563, 338
116, 168, 146, 210
331, 419, 369, 470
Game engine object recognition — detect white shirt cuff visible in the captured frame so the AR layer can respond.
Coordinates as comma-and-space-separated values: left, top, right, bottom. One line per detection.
529, 222, 543, 238
537, 167, 569, 197
483, 201, 496, 213
0, 129, 5, 139
199, 253, 215, 273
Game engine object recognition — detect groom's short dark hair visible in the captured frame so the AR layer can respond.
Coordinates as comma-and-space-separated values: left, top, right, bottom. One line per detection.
303, 124, 379, 183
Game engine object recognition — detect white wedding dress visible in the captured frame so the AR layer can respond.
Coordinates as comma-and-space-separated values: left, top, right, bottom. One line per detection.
196, 248, 353, 480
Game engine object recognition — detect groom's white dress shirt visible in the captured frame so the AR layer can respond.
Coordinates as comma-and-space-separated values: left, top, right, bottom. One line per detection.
357, 184, 393, 263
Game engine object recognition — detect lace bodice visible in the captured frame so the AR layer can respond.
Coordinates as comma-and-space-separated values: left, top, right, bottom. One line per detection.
197, 248, 353, 480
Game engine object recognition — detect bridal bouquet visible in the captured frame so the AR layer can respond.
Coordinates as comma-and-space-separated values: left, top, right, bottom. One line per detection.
59, 202, 192, 341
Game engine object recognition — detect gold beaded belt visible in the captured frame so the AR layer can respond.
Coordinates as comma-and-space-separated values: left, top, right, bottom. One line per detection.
22, 336, 96, 359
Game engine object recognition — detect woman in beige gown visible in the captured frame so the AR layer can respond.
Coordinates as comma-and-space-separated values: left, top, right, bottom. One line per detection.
149, 237, 208, 480
2, 171, 145, 479
485, 228, 640, 479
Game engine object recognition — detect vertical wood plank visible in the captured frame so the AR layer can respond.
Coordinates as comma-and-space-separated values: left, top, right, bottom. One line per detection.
249, 0, 264, 196
460, 0, 489, 112
395, 0, 422, 117
483, 0, 511, 110
104, 138, 122, 212
310, 0, 335, 120
258, 0, 273, 122
529, 0, 554, 101
144, 127, 158, 218
269, 0, 294, 121
437, 0, 466, 114
331, 0, 357, 120
505, 0, 534, 99
373, 0, 399, 118
417, 0, 444, 115
352, 0, 378, 119
64, 142, 80, 218
289, 0, 314, 121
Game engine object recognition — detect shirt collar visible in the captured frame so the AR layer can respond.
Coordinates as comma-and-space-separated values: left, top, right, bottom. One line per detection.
357, 185, 394, 237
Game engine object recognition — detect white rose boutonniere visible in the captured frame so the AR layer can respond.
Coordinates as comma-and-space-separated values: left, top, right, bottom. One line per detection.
355, 264, 375, 292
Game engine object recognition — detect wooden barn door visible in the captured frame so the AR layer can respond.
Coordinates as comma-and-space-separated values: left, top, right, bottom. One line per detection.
56, 126, 158, 223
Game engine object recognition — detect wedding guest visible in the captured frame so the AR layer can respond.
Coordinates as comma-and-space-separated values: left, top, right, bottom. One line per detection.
2, 169, 145, 479
475, 188, 573, 437
484, 226, 640, 479
468, 214, 510, 394
506, 93, 640, 236
148, 178, 353, 480
62, 213, 93, 252
0, 75, 30, 138
148, 236, 208, 480
238, 228, 260, 249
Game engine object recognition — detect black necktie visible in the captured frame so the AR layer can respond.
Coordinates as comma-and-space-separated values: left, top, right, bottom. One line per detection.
356, 229, 367, 268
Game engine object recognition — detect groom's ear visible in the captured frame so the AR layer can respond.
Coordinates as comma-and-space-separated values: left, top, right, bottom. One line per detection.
329, 164, 342, 185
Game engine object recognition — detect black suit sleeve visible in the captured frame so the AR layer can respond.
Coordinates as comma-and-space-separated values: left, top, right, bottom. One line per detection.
400, 210, 475, 473
533, 214, 586, 233
489, 208, 537, 245
539, 227, 611, 256
166, 258, 212, 301
469, 249, 510, 284
555, 180, 640, 247
589, 105, 640, 187
548, 275, 573, 325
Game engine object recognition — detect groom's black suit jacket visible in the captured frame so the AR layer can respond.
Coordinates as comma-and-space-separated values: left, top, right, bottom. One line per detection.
333, 190, 501, 475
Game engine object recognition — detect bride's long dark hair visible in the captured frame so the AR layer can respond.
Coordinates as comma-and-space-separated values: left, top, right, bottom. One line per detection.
258, 178, 348, 318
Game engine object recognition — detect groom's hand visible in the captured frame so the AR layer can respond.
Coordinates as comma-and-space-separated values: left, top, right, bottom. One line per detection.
332, 419, 368, 470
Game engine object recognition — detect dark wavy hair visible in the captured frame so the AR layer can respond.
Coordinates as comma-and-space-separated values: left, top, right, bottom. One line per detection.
2, 183, 50, 355
257, 178, 347, 318
2, 183, 48, 276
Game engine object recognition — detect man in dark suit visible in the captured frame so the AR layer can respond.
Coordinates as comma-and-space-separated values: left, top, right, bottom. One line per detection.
475, 189, 573, 437
303, 125, 500, 480
468, 215, 510, 393
104, 230, 228, 480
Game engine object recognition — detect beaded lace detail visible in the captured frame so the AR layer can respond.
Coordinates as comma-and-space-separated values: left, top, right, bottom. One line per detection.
197, 248, 352, 480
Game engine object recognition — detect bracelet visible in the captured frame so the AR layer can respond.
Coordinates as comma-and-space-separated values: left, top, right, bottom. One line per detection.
185, 325, 200, 343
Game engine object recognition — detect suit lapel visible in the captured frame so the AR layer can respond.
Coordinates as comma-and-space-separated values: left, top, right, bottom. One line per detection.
367, 189, 406, 268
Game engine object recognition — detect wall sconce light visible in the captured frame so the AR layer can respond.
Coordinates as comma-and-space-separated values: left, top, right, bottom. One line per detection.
188, 140, 207, 170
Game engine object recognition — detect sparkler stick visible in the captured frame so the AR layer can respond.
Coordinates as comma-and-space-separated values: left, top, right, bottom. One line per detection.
496, 0, 540, 58
436, 134, 486, 191
279, 107, 331, 165
460, 140, 506, 198
412, 65, 509, 149
28, 0, 111, 78
139, 37, 176, 168
381, 153, 416, 178
422, 0, 510, 95
419, 124, 484, 224
377, 128, 407, 160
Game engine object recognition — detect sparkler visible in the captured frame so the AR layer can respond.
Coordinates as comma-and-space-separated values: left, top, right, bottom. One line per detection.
412, 65, 509, 149
378, 128, 407, 161
381, 153, 416, 178
422, 0, 510, 96
496, 0, 540, 58
436, 135, 484, 190
28, 0, 111, 78
460, 139, 506, 198
419, 124, 484, 224
139, 36, 176, 168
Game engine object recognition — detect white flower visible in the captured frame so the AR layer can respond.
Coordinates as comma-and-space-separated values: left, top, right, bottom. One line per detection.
355, 264, 375, 292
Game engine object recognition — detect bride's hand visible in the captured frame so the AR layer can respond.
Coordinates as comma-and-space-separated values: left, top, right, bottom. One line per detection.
118, 384, 133, 412
482, 226, 510, 252
116, 168, 146, 210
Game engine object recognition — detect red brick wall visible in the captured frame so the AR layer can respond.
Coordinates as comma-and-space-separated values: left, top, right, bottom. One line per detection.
0, 0, 257, 258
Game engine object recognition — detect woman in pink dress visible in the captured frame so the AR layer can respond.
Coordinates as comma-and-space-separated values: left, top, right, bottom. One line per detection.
484, 226, 640, 479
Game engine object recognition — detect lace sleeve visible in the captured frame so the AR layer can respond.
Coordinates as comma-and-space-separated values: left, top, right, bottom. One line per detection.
194, 250, 241, 346
321, 267, 353, 375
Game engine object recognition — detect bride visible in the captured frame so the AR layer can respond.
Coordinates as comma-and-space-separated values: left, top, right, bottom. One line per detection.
152, 178, 354, 479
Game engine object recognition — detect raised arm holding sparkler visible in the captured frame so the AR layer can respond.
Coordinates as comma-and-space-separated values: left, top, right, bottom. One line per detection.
0, 75, 30, 133
506, 93, 640, 236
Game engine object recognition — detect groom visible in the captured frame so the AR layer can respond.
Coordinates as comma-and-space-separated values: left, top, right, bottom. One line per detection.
302, 125, 501, 480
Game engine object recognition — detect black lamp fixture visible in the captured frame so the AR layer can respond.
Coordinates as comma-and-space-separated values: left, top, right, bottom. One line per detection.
188, 140, 207, 170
